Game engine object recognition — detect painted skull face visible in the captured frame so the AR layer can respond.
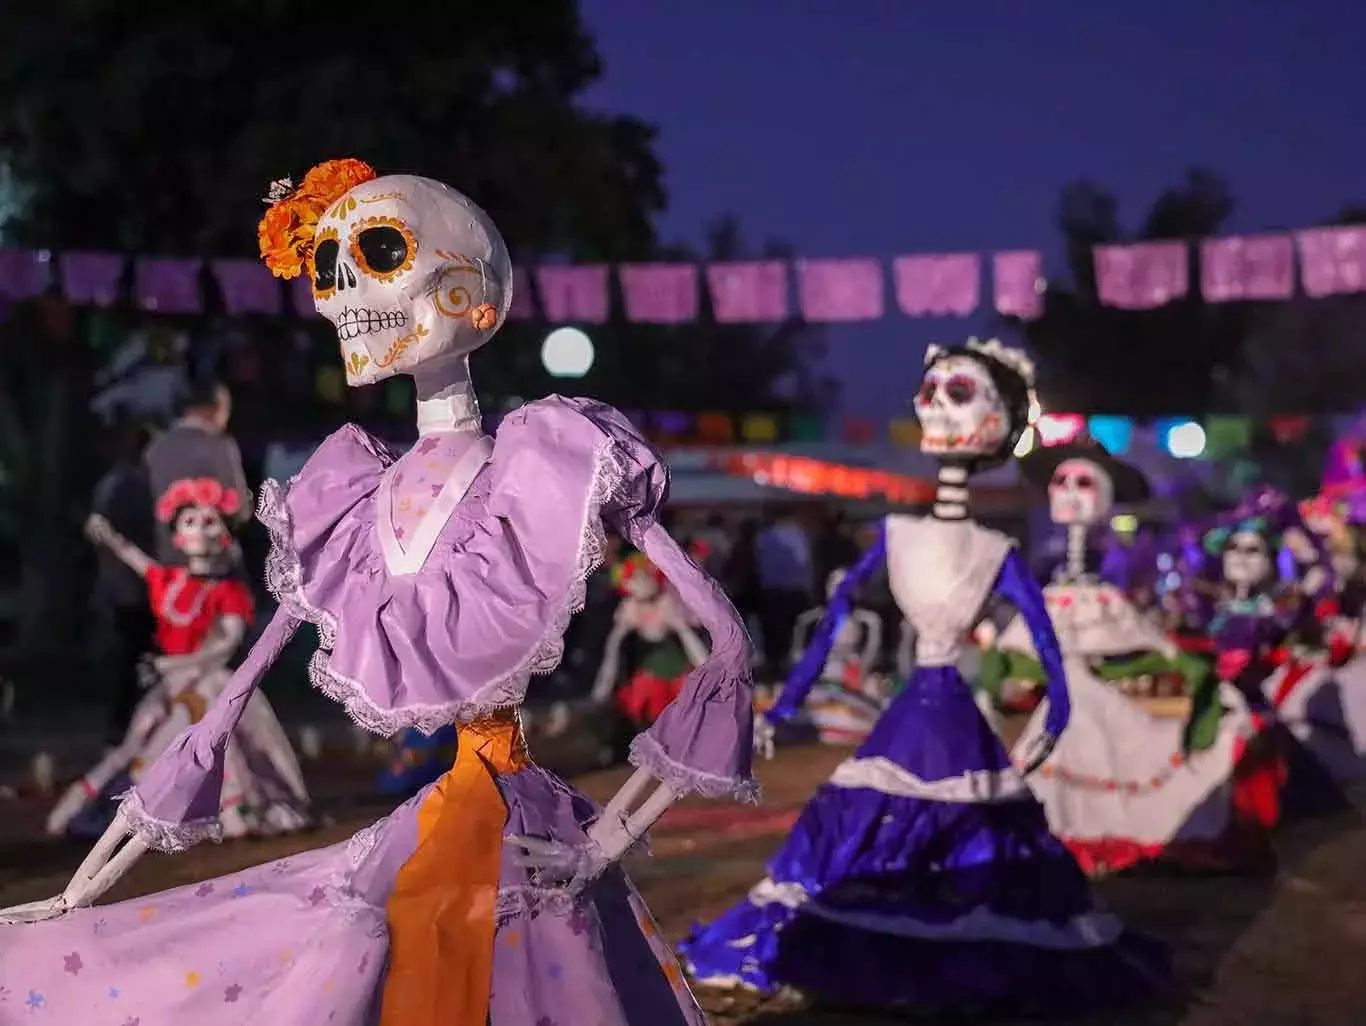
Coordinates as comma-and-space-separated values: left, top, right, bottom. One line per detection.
1223, 530, 1272, 588
914, 355, 1007, 457
1048, 458, 1113, 526
172, 503, 228, 558
311, 175, 512, 386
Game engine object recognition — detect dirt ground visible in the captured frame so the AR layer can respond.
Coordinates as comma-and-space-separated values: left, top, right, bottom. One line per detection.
2, 742, 1365, 1025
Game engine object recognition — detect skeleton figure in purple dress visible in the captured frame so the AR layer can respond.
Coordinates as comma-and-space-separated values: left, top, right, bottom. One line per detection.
0, 163, 755, 1026
681, 339, 1168, 1015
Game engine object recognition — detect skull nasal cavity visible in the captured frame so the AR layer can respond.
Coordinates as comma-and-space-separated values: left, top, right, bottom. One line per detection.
357, 226, 411, 275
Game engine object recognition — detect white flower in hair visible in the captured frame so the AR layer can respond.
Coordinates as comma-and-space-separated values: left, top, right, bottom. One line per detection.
923, 343, 947, 366
262, 178, 295, 205
964, 336, 1036, 388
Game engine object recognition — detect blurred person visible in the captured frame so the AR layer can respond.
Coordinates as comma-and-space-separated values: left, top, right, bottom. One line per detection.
143, 379, 252, 564
755, 504, 815, 676
90, 416, 156, 744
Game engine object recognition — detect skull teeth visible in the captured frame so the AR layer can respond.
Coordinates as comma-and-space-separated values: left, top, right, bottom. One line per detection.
335, 306, 408, 341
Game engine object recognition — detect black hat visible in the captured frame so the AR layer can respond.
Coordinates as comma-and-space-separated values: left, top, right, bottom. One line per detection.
1019, 434, 1151, 504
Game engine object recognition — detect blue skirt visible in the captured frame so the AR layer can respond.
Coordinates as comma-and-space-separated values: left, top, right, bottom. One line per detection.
680, 664, 1169, 1015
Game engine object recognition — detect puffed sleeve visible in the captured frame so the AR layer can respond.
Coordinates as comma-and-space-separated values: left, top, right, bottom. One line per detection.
117, 607, 299, 850
993, 547, 1070, 738
560, 397, 758, 802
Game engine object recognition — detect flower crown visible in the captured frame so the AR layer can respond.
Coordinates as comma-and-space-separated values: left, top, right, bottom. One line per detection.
611, 552, 664, 594
924, 337, 1037, 388
156, 478, 242, 524
257, 158, 378, 280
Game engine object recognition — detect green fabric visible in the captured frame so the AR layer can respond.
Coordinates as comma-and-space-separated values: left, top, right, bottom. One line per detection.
639, 636, 691, 679
977, 645, 1218, 751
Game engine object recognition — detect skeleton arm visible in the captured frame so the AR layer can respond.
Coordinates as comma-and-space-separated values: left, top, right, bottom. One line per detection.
852, 609, 882, 669
84, 514, 153, 577
155, 615, 247, 676
0, 608, 301, 923
590, 608, 634, 703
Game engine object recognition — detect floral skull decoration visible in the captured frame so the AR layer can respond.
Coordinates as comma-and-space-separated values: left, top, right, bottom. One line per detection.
1048, 458, 1114, 527
913, 354, 1008, 457
309, 175, 513, 385
156, 478, 240, 558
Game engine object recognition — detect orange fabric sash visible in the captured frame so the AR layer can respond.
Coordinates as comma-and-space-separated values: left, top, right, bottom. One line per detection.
380, 712, 529, 1026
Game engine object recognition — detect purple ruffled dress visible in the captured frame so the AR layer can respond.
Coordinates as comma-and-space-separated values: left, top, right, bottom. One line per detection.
0, 396, 756, 1026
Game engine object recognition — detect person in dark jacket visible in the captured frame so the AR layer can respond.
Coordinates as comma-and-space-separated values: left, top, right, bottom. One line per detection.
143, 380, 252, 565
90, 417, 156, 743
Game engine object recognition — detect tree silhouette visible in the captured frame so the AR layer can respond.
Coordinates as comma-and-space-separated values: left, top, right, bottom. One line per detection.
1006, 170, 1254, 416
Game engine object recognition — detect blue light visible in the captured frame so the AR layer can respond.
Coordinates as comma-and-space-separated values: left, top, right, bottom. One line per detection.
1088, 415, 1132, 454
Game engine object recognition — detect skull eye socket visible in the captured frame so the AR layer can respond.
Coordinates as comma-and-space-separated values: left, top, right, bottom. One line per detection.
916, 379, 938, 404
313, 236, 340, 296
351, 217, 416, 282
943, 375, 978, 405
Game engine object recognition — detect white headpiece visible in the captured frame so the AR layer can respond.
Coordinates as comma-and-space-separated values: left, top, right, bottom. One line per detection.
926, 337, 1036, 389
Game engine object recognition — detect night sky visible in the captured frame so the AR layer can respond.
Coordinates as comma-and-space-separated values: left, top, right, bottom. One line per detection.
580, 0, 1366, 418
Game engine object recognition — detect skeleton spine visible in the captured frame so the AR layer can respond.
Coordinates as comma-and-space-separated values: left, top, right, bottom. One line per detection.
932, 465, 969, 521
1067, 523, 1087, 581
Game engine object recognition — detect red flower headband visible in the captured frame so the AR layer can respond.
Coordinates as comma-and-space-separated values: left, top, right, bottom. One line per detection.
156, 477, 242, 524
611, 552, 665, 595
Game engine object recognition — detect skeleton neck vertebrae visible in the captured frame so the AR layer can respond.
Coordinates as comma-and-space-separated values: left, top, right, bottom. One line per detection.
1066, 524, 1088, 581
933, 465, 969, 521
413, 357, 482, 437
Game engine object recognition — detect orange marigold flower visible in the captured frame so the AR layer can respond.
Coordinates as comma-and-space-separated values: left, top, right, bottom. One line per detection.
299, 158, 377, 205
257, 158, 377, 279
258, 201, 306, 279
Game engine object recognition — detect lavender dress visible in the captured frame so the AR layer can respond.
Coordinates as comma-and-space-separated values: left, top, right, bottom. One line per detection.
0, 396, 756, 1026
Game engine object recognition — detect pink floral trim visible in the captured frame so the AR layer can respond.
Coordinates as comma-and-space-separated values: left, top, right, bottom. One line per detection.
256, 434, 626, 737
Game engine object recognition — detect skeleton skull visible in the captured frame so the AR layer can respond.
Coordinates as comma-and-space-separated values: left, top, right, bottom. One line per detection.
310, 175, 512, 386
171, 504, 229, 558
1048, 458, 1113, 526
914, 355, 1008, 457
1223, 530, 1273, 589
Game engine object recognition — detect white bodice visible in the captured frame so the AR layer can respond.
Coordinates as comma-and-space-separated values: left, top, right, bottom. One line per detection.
885, 516, 1012, 666
998, 580, 1176, 660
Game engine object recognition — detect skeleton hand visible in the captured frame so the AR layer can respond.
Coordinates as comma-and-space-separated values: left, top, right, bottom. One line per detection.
84, 513, 114, 546
506, 835, 611, 900
0, 896, 70, 925
0, 813, 149, 924
1018, 731, 1058, 775
136, 654, 163, 691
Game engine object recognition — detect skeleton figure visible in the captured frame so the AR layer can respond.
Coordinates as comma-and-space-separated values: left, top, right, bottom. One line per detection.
0, 161, 750, 1026
782, 567, 887, 744
47, 479, 309, 840
591, 552, 709, 729
790, 568, 883, 692
684, 342, 1162, 1013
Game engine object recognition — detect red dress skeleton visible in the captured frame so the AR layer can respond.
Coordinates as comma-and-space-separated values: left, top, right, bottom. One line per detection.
47, 477, 311, 838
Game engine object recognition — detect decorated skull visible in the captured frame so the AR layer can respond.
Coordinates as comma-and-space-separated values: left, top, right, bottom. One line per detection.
1222, 529, 1273, 589
156, 478, 239, 559
310, 175, 513, 386
914, 354, 1008, 457
1049, 458, 1114, 526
